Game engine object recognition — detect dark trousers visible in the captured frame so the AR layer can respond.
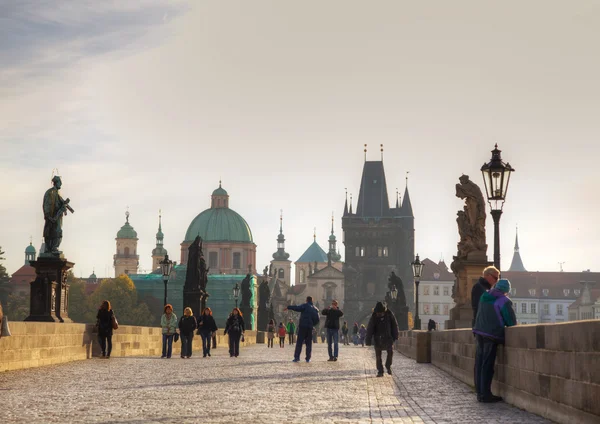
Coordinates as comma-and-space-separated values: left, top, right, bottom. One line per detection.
228, 331, 241, 356
475, 335, 499, 398
180, 333, 193, 357
294, 326, 313, 361
200, 331, 212, 356
98, 334, 112, 357
162, 334, 174, 358
212, 334, 217, 349
375, 346, 393, 373
327, 328, 339, 359
268, 337, 274, 348
288, 333, 294, 344
279, 337, 285, 347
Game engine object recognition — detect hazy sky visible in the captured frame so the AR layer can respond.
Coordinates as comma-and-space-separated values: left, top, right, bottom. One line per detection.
2, 1, 599, 280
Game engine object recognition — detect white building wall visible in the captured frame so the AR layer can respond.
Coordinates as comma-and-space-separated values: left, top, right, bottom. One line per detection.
418, 280, 454, 330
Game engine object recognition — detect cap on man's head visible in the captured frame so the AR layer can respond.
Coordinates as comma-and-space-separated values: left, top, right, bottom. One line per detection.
374, 302, 386, 313
495, 279, 511, 293
306, 296, 313, 303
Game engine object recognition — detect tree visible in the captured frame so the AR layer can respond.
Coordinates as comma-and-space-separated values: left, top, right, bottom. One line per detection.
4, 292, 29, 321
88, 275, 155, 326
67, 271, 90, 323
0, 246, 10, 306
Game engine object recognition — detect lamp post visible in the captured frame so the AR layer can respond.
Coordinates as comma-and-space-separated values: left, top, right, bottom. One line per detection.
233, 282, 240, 308
412, 254, 424, 330
159, 254, 175, 306
481, 144, 515, 270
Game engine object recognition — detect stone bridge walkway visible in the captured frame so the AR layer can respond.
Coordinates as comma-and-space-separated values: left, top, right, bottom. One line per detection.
0, 344, 551, 423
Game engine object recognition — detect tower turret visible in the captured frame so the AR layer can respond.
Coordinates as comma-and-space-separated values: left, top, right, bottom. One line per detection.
113, 210, 139, 277
25, 239, 36, 265
328, 213, 341, 262
270, 210, 292, 285
152, 210, 168, 270
507, 226, 527, 272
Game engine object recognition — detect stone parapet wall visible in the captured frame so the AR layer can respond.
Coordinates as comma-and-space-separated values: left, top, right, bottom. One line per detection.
396, 330, 431, 363
430, 321, 600, 424
0, 322, 257, 372
397, 330, 416, 359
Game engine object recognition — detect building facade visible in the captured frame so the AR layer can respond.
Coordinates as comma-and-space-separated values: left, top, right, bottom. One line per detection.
113, 211, 139, 277
416, 259, 455, 330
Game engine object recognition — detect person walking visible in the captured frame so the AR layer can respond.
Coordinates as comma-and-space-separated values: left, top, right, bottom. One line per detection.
278, 322, 286, 348
473, 278, 516, 403
358, 324, 367, 347
341, 321, 349, 345
161, 304, 178, 359
352, 322, 359, 345
224, 307, 245, 357
365, 302, 399, 377
267, 319, 276, 348
197, 307, 218, 357
286, 319, 296, 345
285, 296, 320, 363
178, 307, 197, 359
321, 300, 344, 361
96, 300, 115, 359
471, 266, 500, 326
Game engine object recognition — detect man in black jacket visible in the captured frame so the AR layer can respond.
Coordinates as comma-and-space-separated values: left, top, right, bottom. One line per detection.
471, 266, 500, 327
322, 300, 344, 361
365, 302, 399, 377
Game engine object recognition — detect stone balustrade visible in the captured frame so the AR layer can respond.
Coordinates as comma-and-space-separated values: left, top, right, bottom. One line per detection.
0, 321, 257, 372
395, 320, 600, 424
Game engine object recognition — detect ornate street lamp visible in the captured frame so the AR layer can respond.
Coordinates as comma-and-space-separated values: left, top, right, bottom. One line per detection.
411, 254, 424, 330
160, 254, 175, 306
233, 282, 240, 308
481, 144, 515, 270
390, 285, 398, 301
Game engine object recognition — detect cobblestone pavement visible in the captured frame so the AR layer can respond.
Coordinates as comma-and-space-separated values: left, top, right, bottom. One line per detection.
0, 343, 551, 423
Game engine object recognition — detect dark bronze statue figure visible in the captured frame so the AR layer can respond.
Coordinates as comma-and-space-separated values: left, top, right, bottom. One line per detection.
43, 176, 74, 256
388, 271, 407, 307
240, 273, 252, 308
258, 280, 270, 309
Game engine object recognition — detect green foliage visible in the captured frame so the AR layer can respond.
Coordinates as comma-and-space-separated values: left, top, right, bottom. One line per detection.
88, 275, 155, 326
68, 279, 91, 323
4, 291, 29, 321
0, 246, 10, 306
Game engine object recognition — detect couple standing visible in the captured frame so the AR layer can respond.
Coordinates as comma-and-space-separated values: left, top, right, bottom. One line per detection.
285, 296, 343, 362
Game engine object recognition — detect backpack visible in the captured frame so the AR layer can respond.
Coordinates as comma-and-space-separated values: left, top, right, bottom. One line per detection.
311, 307, 320, 326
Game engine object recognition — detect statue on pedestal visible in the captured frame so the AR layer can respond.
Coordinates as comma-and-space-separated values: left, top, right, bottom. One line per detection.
240, 274, 252, 308
42, 175, 74, 256
453, 175, 487, 262
184, 236, 208, 317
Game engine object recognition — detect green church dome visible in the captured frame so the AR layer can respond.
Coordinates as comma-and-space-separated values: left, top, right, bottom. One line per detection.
25, 243, 36, 253
117, 212, 138, 239
212, 186, 228, 196
185, 208, 253, 243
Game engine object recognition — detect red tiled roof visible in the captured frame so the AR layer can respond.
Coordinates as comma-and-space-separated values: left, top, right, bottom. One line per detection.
502, 271, 599, 300
567, 288, 600, 309
421, 258, 454, 281
8, 265, 36, 285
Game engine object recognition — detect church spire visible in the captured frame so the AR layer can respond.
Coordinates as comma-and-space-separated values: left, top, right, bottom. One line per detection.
328, 212, 341, 262
151, 210, 168, 270
343, 188, 349, 216
507, 226, 527, 272
272, 210, 290, 260
349, 194, 353, 215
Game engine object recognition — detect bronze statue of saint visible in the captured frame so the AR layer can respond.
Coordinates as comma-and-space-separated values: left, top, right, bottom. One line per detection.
259, 280, 270, 309
43, 176, 73, 255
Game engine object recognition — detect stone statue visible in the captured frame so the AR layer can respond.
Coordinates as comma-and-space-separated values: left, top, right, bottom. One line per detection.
263, 265, 268, 277
240, 274, 252, 308
185, 236, 201, 290
388, 271, 407, 306
454, 175, 487, 260
259, 280, 270, 309
198, 239, 209, 295
268, 264, 273, 277
42, 176, 74, 256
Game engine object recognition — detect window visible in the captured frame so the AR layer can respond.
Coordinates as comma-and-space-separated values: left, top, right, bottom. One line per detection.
278, 268, 284, 278
557, 304, 563, 316
124, 246, 130, 256
377, 247, 383, 257
574, 289, 581, 296
423, 304, 430, 314
232, 252, 241, 269
531, 303, 537, 314
443, 304, 449, 315
434, 286, 439, 296
423, 285, 430, 295
360, 247, 365, 257
522, 303, 527, 314
542, 289, 549, 297
563, 289, 570, 296
433, 304, 440, 315
510, 288, 517, 296
326, 287, 334, 300
529, 289, 536, 296
355, 247, 360, 257
543, 304, 549, 315
300, 269, 305, 283
383, 247, 389, 257
209, 252, 218, 268
443, 286, 449, 296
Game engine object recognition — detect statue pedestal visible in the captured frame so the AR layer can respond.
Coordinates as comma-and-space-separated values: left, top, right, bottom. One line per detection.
257, 306, 268, 332
183, 288, 203, 318
446, 257, 492, 330
25, 257, 73, 323
395, 305, 409, 331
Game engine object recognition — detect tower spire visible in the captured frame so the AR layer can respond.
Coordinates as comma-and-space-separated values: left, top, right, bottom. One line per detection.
364, 144, 367, 161
273, 209, 290, 261
343, 188, 348, 216
313, 227, 316, 242
507, 225, 527, 272
328, 212, 341, 262
380, 144, 384, 161
395, 188, 399, 208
